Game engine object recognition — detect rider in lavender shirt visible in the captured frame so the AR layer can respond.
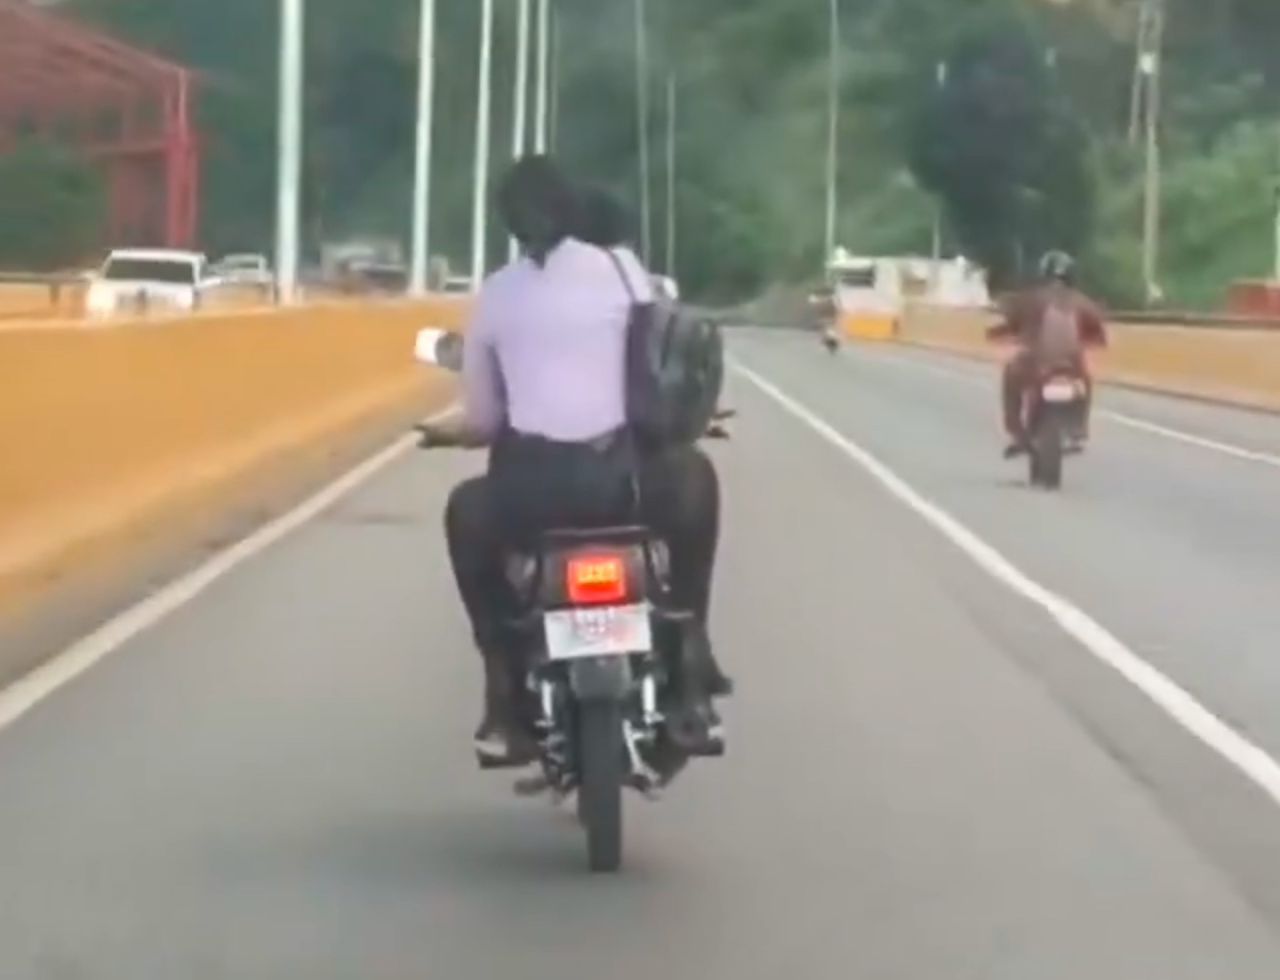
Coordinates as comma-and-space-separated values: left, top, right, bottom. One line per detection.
426, 159, 724, 763
461, 237, 651, 444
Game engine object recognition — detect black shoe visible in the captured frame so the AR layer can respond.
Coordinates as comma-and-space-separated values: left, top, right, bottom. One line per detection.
1003, 440, 1028, 459
685, 623, 734, 699
474, 655, 536, 766
668, 698, 725, 757
707, 659, 735, 698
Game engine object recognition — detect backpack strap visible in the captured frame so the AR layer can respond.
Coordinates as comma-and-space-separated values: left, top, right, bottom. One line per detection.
600, 246, 640, 303
596, 247, 663, 446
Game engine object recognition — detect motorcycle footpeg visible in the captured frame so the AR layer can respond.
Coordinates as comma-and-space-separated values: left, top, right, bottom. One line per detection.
688, 734, 726, 759
477, 752, 528, 771
626, 774, 663, 801
668, 721, 727, 758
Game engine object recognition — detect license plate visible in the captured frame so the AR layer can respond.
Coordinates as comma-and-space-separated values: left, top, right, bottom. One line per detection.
544, 604, 652, 661
1042, 380, 1081, 404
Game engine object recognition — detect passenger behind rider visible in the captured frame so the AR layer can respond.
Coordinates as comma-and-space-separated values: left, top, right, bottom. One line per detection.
988, 251, 1107, 457
571, 183, 731, 722
421, 158, 726, 764
575, 185, 736, 440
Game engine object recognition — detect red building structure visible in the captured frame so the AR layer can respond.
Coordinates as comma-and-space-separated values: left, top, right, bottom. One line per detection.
0, 0, 200, 248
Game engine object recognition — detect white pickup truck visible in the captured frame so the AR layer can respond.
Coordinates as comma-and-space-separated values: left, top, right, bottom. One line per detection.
85, 248, 217, 317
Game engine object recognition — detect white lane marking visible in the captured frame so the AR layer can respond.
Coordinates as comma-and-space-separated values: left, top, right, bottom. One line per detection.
733, 361, 1280, 809
0, 413, 448, 733
865, 345, 1280, 470
1102, 411, 1280, 469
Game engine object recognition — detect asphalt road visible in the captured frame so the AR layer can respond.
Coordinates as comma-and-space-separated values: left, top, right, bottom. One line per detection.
3, 332, 1280, 977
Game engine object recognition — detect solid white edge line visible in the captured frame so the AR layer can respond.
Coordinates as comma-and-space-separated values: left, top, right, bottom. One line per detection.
0, 412, 448, 732
732, 360, 1280, 810
1102, 411, 1280, 469
864, 344, 1280, 470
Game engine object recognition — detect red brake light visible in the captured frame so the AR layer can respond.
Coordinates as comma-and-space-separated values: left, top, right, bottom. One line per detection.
567, 554, 627, 605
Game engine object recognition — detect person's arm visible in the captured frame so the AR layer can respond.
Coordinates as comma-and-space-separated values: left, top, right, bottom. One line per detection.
462, 305, 506, 438
420, 291, 505, 448
1080, 298, 1108, 348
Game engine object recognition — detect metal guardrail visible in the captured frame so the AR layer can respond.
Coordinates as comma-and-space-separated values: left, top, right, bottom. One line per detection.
985, 304, 1280, 331
909, 301, 1280, 332
0, 271, 89, 286
0, 271, 88, 319
1109, 309, 1280, 330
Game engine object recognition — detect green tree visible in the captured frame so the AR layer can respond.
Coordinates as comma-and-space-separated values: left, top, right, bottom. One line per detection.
0, 142, 105, 269
907, 13, 1095, 290
49, 0, 1280, 305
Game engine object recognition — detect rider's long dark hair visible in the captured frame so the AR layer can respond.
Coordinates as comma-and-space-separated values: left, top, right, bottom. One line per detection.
497, 155, 580, 267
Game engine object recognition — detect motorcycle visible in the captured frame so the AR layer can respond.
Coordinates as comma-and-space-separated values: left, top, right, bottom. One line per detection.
413, 328, 726, 873
1024, 364, 1087, 490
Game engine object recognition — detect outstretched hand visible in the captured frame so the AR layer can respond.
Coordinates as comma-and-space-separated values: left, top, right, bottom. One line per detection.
415, 423, 453, 449
414, 417, 491, 450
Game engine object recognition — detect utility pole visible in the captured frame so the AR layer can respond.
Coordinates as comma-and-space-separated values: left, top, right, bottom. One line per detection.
1137, 0, 1165, 305
534, 0, 550, 153
634, 0, 653, 264
1128, 0, 1154, 146
665, 72, 677, 277
409, 0, 436, 294
470, 0, 494, 288
548, 4, 560, 150
274, 0, 304, 304
1273, 176, 1280, 283
931, 61, 947, 289
508, 0, 531, 263
823, 0, 840, 268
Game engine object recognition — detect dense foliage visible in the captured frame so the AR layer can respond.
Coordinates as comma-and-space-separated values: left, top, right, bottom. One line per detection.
0, 141, 104, 269
44, 0, 1280, 305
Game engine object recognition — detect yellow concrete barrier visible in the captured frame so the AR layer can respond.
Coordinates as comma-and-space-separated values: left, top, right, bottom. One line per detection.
0, 297, 469, 614
901, 304, 1280, 413
0, 282, 85, 320
839, 310, 899, 342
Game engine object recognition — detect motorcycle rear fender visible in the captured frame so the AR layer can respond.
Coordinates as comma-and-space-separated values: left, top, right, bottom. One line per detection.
569, 655, 633, 702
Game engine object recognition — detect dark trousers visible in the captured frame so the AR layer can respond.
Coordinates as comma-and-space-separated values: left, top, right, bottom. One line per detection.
444, 436, 720, 654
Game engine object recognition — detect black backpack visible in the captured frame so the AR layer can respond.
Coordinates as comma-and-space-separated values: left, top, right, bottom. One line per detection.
605, 251, 724, 449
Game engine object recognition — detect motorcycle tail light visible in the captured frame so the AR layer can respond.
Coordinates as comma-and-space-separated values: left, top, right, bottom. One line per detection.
566, 554, 627, 605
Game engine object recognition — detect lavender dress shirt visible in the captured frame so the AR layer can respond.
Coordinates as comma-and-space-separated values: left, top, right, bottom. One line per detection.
462, 238, 653, 443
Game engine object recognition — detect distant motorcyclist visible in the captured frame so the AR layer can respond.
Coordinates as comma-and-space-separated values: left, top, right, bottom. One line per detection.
421, 161, 726, 763
809, 283, 839, 350
988, 251, 1107, 457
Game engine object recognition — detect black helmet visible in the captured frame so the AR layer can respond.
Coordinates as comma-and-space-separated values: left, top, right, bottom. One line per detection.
1038, 250, 1076, 284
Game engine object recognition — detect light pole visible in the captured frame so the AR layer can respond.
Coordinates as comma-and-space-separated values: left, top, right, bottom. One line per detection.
534, 0, 550, 153
508, 0, 531, 262
548, 4, 560, 150
931, 61, 947, 280
275, 0, 304, 304
823, 0, 840, 268
634, 0, 653, 264
1138, 0, 1164, 306
1273, 177, 1280, 284
665, 72, 677, 278
409, 0, 436, 295
470, 0, 495, 289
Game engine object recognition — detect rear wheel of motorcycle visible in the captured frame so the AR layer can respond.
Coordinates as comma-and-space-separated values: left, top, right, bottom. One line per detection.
579, 700, 624, 872
1031, 414, 1063, 490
